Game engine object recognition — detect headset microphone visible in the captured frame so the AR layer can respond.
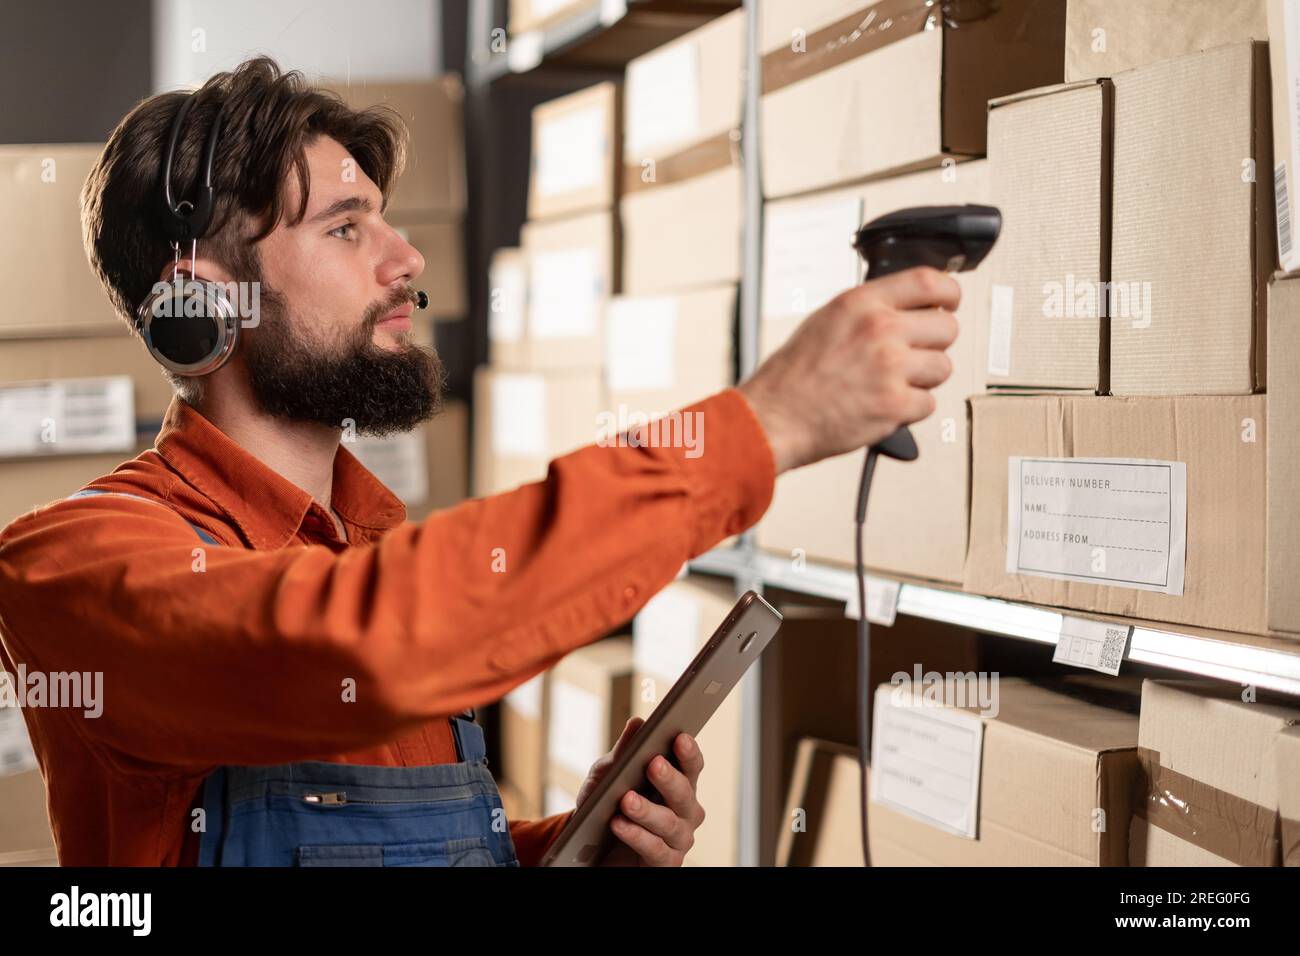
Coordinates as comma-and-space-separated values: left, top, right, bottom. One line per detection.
415, 290, 429, 310
848, 204, 1001, 867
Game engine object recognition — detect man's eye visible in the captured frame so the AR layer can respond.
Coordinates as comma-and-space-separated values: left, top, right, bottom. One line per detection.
328, 223, 356, 240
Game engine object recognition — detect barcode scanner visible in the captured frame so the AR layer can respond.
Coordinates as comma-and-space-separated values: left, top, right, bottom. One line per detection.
849, 204, 1001, 866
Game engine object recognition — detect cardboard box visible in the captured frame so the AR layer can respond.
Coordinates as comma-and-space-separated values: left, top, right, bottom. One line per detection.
394, 220, 466, 321
471, 365, 603, 497
545, 636, 634, 808
620, 10, 744, 295
867, 678, 1139, 866
0, 444, 153, 530
509, 0, 590, 35
487, 247, 529, 368
621, 164, 742, 296
631, 575, 743, 866
758, 0, 1065, 199
602, 284, 734, 430
331, 77, 467, 221
776, 738, 864, 866
755, 162, 991, 585
500, 673, 548, 819
0, 144, 121, 336
1067, 0, 1267, 82
1270, 0, 1300, 274
518, 209, 618, 371
1110, 42, 1272, 394
528, 82, 620, 222
986, 81, 1111, 392
0, 704, 56, 865
965, 393, 1270, 634
1277, 726, 1300, 866
1270, 276, 1300, 635
1130, 680, 1300, 866
0, 332, 174, 433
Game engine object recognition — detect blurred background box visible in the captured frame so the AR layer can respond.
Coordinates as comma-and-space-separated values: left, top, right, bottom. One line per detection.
1065, 0, 1266, 82
758, 0, 1065, 199
500, 673, 548, 819
528, 81, 621, 222
756, 162, 990, 585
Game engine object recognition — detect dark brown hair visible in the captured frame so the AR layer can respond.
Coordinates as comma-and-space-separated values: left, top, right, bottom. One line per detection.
81, 56, 407, 400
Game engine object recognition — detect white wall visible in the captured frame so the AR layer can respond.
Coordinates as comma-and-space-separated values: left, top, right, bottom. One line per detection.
152, 0, 442, 92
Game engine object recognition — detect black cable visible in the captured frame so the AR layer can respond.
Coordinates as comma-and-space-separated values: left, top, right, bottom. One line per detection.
855, 445, 881, 868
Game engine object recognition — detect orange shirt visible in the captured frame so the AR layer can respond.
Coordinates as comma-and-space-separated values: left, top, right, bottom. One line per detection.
0, 387, 776, 865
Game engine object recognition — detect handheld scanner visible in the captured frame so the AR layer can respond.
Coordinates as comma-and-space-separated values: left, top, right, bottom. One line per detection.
851, 204, 1002, 462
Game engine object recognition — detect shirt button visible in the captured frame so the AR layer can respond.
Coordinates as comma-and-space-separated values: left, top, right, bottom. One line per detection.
623, 584, 639, 603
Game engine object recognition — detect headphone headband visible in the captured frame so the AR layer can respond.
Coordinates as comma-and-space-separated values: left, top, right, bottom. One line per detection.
160, 92, 222, 243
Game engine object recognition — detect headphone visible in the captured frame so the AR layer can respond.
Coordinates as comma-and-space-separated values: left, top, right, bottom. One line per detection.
135, 92, 430, 378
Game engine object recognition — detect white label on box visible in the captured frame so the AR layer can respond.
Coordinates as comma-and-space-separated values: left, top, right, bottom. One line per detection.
530, 247, 601, 339
599, 0, 627, 26
988, 284, 1014, 377
491, 374, 548, 458
537, 106, 604, 198
762, 198, 863, 320
1052, 615, 1130, 676
1006, 456, 1187, 595
605, 297, 677, 391
625, 39, 701, 158
545, 783, 576, 817
870, 685, 983, 839
488, 259, 527, 343
633, 587, 702, 681
351, 429, 429, 506
0, 703, 37, 778
843, 576, 901, 627
0, 376, 135, 458
505, 673, 544, 721
1280, 1, 1300, 271
508, 31, 544, 73
548, 680, 604, 777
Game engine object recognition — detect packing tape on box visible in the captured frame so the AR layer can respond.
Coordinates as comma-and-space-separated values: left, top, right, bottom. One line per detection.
761, 0, 997, 95
1134, 747, 1280, 867
621, 128, 740, 195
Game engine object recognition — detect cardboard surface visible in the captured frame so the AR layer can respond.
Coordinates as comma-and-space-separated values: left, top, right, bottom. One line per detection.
1130, 680, 1300, 866
545, 635, 633, 795
1110, 42, 1271, 394
755, 162, 991, 584
986, 80, 1110, 391
1066, 0, 1267, 82
1268, 276, 1300, 635
1277, 725, 1300, 866
395, 219, 466, 321
528, 82, 621, 222
758, 0, 1065, 198
966, 394, 1269, 634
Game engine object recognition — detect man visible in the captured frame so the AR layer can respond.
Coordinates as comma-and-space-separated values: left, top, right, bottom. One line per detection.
0, 58, 960, 866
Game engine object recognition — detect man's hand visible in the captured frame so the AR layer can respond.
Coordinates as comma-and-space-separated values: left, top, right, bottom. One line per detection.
738, 266, 961, 474
574, 717, 706, 867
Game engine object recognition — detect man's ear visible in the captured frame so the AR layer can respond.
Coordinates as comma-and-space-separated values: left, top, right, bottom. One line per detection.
154, 255, 235, 286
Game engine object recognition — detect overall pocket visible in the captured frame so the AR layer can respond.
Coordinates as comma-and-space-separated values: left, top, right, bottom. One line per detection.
295, 836, 497, 867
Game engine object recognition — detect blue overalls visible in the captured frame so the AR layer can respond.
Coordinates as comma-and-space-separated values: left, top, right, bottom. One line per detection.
67, 489, 520, 867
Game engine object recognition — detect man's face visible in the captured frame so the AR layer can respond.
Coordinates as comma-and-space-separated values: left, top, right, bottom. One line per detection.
241, 135, 444, 436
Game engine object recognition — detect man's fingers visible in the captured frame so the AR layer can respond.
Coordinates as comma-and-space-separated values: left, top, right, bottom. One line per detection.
618, 789, 692, 851
674, 733, 704, 790
609, 815, 676, 866
896, 307, 959, 349
867, 266, 961, 311
903, 349, 953, 389
645, 754, 703, 826
613, 717, 644, 755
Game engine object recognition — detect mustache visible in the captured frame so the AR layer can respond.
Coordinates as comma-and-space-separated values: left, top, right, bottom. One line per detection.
362, 287, 420, 328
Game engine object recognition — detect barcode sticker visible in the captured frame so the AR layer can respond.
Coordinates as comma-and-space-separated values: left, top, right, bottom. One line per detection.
1052, 615, 1130, 676
1276, 162, 1293, 262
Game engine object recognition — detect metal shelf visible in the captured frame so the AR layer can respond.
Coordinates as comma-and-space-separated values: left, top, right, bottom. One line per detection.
689, 544, 1300, 697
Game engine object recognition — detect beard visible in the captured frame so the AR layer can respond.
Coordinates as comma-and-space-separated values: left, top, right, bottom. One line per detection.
242, 284, 445, 438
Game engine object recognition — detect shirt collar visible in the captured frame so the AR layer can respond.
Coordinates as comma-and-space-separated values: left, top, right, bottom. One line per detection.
153, 396, 407, 550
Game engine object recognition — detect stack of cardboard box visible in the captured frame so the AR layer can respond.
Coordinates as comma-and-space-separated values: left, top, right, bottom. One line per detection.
474, 81, 618, 496
330, 77, 472, 519
754, 0, 1066, 587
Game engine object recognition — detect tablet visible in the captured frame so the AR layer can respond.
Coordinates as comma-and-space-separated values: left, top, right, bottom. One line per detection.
539, 589, 783, 867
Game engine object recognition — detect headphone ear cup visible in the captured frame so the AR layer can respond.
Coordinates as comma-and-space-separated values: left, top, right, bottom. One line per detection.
136, 278, 240, 377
